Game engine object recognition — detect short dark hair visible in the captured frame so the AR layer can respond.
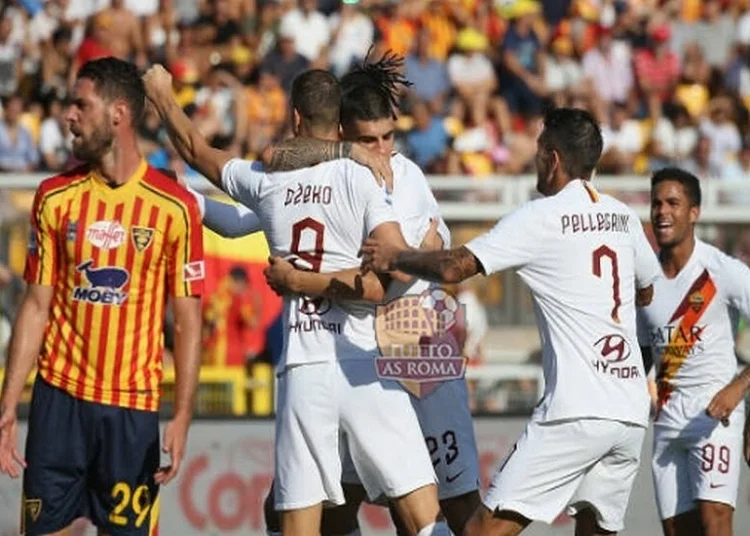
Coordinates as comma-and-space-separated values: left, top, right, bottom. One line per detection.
340, 49, 412, 128
538, 107, 603, 180
290, 69, 341, 129
651, 167, 702, 207
76, 57, 145, 127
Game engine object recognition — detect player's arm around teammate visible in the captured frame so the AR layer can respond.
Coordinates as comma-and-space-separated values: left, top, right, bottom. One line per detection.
264, 219, 443, 305
142, 65, 392, 190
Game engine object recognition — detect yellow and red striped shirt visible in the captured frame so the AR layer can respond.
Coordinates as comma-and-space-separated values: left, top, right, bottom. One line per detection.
24, 160, 204, 411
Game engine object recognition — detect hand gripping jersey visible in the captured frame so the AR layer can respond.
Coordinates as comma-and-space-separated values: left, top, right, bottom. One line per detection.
221, 158, 395, 370
465, 179, 661, 426
638, 239, 750, 432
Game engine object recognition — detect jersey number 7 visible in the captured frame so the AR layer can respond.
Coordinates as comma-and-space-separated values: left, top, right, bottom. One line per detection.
592, 245, 621, 323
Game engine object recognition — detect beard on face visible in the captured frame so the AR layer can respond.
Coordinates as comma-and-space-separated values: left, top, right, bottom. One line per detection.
71, 118, 114, 163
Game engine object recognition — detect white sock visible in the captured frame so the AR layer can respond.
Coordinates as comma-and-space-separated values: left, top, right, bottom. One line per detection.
416, 521, 454, 536
266, 531, 281, 536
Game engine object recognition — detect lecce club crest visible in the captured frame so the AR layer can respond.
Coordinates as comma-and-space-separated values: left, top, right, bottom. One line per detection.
131, 227, 154, 252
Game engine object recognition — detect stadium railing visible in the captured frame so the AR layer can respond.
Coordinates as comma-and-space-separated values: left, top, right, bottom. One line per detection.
2, 173, 750, 223
0, 366, 257, 417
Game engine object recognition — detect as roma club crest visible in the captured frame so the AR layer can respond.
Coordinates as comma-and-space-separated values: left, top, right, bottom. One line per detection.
689, 291, 705, 313
131, 227, 154, 252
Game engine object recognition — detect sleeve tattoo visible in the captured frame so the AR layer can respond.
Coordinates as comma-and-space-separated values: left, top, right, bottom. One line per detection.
394, 246, 480, 283
267, 138, 353, 171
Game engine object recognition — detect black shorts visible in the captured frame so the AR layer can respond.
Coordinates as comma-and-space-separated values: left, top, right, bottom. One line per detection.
21, 376, 160, 535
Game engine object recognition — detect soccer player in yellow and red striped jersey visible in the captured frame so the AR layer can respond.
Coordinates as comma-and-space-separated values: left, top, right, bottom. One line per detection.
0, 58, 204, 536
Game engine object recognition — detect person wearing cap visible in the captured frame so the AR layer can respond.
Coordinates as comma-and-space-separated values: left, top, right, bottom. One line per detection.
169, 59, 200, 114
447, 28, 499, 123
634, 23, 680, 116
499, 0, 546, 117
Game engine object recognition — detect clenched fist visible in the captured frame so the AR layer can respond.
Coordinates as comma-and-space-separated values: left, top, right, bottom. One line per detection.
142, 64, 174, 106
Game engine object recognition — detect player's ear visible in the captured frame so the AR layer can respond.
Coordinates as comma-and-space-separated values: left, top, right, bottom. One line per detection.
550, 149, 561, 175
292, 108, 301, 135
689, 205, 700, 225
111, 99, 128, 127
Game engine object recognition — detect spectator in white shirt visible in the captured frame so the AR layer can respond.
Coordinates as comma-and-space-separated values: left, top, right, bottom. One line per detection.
447, 28, 499, 129
650, 104, 698, 170
599, 101, 643, 174
582, 25, 634, 105
699, 96, 742, 173
279, 0, 331, 65
39, 97, 71, 171
328, 0, 373, 77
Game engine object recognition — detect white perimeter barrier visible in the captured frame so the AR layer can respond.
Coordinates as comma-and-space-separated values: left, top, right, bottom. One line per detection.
3, 174, 750, 223
1, 418, 749, 535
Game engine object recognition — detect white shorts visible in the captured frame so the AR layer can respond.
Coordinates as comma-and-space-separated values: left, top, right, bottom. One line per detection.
275, 360, 436, 510
343, 379, 480, 501
483, 418, 645, 532
652, 418, 743, 519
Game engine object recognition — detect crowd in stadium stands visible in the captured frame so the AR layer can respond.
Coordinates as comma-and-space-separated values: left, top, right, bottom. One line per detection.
0, 0, 749, 181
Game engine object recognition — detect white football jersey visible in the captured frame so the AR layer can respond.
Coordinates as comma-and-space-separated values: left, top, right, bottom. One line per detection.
221, 158, 396, 369
637, 240, 750, 426
385, 153, 451, 300
465, 179, 661, 426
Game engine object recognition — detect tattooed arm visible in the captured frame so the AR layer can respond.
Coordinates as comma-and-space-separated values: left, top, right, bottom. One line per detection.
262, 139, 353, 171
392, 246, 481, 284
360, 238, 481, 284
265, 257, 389, 303
262, 138, 393, 187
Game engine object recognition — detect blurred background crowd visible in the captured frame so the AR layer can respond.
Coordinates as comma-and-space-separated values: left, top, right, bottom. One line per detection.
3, 0, 750, 416
4, 0, 750, 179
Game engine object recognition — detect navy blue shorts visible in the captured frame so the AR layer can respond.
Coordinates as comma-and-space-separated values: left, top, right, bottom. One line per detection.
21, 376, 160, 535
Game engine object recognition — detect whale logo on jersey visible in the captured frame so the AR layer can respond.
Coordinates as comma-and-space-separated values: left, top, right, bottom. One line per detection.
375, 288, 467, 398
594, 334, 631, 362
72, 260, 129, 306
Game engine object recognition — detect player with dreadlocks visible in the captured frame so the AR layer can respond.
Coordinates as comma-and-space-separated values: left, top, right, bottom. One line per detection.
257, 51, 482, 536
162, 53, 463, 535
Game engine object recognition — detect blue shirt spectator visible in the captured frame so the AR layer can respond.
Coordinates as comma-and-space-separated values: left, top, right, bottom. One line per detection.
0, 95, 38, 171
500, 7, 546, 116
407, 101, 450, 170
405, 31, 451, 109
